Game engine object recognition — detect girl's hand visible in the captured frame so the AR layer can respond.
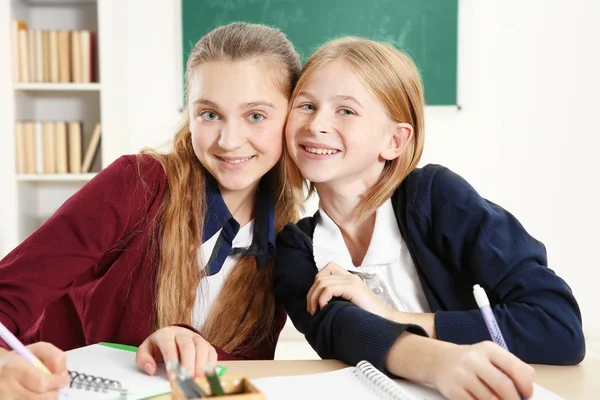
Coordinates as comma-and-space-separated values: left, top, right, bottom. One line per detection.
307, 262, 394, 319
432, 341, 535, 400
0, 342, 69, 400
136, 326, 217, 380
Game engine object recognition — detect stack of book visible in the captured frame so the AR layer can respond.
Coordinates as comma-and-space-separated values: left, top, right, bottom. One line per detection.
15, 121, 102, 174
11, 20, 97, 83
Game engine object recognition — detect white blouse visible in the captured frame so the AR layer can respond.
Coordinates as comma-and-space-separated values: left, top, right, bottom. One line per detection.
191, 219, 254, 331
312, 199, 430, 314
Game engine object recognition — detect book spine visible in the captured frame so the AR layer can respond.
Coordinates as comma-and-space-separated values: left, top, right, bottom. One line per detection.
28, 30, 35, 83
49, 30, 60, 83
23, 122, 36, 174
35, 30, 44, 82
71, 31, 81, 83
58, 31, 71, 83
35, 122, 44, 174
18, 29, 29, 83
68, 121, 82, 174
15, 122, 26, 174
81, 122, 101, 173
42, 122, 56, 174
55, 122, 68, 174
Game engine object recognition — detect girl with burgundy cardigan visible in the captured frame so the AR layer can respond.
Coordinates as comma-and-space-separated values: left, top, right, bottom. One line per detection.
0, 22, 302, 398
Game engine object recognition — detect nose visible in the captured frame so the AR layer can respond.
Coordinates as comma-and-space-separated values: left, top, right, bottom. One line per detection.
218, 121, 245, 151
306, 111, 330, 135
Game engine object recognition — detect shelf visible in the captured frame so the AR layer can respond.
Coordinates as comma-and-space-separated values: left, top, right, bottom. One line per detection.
23, 0, 96, 5
13, 83, 101, 92
17, 173, 97, 182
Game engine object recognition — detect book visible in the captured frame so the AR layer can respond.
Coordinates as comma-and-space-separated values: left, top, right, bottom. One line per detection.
55, 122, 68, 173
61, 343, 171, 400
49, 30, 60, 83
11, 21, 27, 82
251, 360, 565, 400
28, 30, 35, 83
42, 122, 56, 174
57, 30, 71, 82
80, 30, 91, 83
35, 122, 44, 174
81, 122, 101, 173
42, 30, 51, 82
23, 122, 36, 174
68, 121, 82, 173
15, 122, 26, 173
34, 30, 44, 82
18, 29, 29, 83
71, 30, 81, 83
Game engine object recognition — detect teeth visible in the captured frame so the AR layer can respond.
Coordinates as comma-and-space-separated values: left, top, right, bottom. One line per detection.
224, 156, 252, 164
305, 147, 337, 155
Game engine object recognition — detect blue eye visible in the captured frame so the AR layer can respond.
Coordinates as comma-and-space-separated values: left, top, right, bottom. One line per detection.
248, 113, 265, 122
339, 108, 355, 116
300, 103, 316, 111
200, 111, 220, 121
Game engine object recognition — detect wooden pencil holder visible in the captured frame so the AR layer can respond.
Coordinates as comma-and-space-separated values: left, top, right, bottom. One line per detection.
171, 375, 265, 400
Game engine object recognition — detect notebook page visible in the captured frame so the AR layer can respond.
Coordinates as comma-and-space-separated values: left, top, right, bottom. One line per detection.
252, 367, 381, 400
252, 367, 565, 400
61, 344, 171, 400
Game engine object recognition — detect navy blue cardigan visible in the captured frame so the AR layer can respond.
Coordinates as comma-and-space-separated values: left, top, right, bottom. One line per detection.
274, 164, 585, 371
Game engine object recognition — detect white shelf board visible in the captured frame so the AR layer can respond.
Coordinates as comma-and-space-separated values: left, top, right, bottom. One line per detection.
13, 83, 101, 91
17, 173, 97, 182
23, 0, 96, 5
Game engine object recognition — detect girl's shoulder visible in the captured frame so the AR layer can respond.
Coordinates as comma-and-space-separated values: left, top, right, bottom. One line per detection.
399, 163, 481, 210
276, 213, 320, 251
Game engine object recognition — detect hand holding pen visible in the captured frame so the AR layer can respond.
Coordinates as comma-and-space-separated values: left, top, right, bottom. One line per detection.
0, 322, 69, 399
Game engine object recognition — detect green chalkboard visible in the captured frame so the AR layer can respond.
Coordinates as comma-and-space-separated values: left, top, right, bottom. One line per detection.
182, 0, 458, 105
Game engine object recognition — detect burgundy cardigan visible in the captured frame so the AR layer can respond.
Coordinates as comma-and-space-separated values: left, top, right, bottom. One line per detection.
0, 155, 286, 360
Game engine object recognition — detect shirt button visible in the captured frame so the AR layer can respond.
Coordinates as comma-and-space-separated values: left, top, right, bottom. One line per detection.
373, 287, 382, 295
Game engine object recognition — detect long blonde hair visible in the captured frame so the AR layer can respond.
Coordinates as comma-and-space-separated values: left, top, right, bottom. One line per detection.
287, 37, 425, 218
141, 23, 302, 354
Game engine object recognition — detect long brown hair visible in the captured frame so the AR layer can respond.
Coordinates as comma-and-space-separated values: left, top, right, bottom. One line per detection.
141, 23, 302, 353
287, 37, 425, 219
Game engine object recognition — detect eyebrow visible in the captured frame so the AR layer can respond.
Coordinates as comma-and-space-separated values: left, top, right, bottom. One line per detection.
295, 92, 364, 109
192, 98, 220, 108
333, 95, 364, 109
191, 98, 276, 109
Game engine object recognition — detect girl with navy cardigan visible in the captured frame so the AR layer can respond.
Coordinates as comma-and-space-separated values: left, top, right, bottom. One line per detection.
275, 37, 584, 400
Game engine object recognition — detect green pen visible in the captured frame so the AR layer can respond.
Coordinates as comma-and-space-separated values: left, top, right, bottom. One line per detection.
204, 364, 225, 396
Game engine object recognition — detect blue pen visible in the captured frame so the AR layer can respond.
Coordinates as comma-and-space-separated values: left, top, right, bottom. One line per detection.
473, 284, 526, 400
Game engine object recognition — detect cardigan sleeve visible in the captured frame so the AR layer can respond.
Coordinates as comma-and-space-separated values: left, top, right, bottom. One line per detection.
274, 221, 427, 372
424, 166, 585, 365
0, 155, 163, 344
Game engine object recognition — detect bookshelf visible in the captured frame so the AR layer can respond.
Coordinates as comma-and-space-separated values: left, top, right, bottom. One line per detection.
0, 0, 106, 256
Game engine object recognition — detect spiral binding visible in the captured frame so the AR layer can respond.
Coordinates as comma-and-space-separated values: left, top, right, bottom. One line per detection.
68, 370, 128, 395
354, 361, 414, 400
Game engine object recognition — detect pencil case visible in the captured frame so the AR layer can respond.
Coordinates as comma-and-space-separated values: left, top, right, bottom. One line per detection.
171, 375, 265, 399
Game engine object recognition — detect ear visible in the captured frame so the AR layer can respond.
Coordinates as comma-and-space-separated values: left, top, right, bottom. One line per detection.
380, 122, 413, 161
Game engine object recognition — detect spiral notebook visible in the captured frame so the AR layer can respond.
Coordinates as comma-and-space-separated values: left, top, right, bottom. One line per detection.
252, 360, 565, 400
61, 344, 171, 400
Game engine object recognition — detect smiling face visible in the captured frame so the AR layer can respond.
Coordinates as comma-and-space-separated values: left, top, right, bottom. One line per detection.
286, 58, 400, 189
188, 59, 289, 198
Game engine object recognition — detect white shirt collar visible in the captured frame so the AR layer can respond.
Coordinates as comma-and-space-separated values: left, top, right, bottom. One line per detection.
313, 199, 402, 271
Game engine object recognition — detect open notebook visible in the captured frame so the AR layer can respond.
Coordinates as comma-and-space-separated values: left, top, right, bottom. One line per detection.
252, 360, 565, 400
61, 344, 171, 400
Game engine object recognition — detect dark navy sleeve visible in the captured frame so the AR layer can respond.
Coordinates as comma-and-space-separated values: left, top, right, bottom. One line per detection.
274, 220, 427, 372
424, 166, 585, 365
